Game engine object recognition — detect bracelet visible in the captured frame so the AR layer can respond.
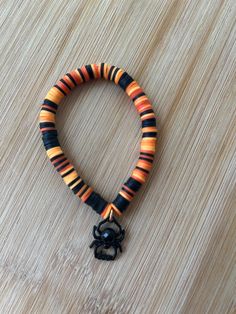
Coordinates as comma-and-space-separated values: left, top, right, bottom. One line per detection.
39, 63, 157, 260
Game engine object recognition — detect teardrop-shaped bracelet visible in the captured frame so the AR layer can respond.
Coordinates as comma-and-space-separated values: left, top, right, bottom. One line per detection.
39, 63, 157, 261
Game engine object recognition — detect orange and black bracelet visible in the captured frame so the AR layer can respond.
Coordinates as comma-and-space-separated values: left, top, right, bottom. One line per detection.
39, 63, 157, 260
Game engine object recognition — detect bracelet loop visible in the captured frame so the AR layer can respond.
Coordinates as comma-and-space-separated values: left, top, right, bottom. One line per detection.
39, 63, 157, 219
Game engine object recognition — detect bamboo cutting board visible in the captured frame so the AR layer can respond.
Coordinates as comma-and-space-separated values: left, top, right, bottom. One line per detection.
0, 0, 236, 313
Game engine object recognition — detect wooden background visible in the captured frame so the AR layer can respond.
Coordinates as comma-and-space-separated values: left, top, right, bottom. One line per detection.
0, 0, 235, 313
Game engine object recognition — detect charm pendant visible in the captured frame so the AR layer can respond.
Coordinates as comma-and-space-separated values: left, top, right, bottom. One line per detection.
89, 214, 125, 261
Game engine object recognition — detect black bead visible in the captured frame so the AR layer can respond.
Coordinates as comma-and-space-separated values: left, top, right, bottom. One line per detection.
101, 228, 116, 243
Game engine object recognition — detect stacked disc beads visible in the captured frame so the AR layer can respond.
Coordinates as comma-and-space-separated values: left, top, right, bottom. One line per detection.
39, 63, 157, 219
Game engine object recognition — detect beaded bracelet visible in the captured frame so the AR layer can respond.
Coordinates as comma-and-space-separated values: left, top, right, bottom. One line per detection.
39, 63, 157, 260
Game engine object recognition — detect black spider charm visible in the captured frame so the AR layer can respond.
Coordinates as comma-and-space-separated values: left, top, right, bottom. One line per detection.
89, 215, 125, 261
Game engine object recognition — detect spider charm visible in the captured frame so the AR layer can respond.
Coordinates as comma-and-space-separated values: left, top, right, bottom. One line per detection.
89, 215, 125, 261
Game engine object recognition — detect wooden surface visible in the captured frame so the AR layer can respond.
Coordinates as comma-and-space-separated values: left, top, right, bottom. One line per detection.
0, 0, 236, 313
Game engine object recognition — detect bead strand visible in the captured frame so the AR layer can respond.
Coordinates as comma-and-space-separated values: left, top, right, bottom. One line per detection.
39, 63, 157, 218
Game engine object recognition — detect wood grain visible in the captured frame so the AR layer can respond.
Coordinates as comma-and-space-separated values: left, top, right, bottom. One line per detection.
0, 0, 236, 313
